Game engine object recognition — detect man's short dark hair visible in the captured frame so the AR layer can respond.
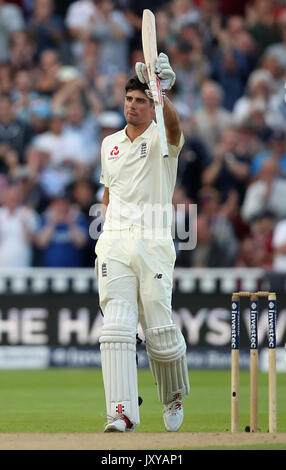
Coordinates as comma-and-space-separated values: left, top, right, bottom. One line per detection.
125, 75, 150, 95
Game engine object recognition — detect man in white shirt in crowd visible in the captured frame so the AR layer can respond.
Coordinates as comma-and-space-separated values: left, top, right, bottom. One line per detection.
96, 54, 190, 433
27, 107, 91, 197
0, 183, 38, 267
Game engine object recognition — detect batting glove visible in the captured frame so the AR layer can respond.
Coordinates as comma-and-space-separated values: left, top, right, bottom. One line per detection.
135, 62, 149, 85
135, 53, 176, 91
155, 53, 176, 90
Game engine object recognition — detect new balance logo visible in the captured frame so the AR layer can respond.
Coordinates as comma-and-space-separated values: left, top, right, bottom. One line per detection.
154, 273, 163, 279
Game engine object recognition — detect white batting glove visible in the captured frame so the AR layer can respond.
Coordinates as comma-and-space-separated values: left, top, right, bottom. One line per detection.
155, 53, 176, 90
135, 62, 149, 85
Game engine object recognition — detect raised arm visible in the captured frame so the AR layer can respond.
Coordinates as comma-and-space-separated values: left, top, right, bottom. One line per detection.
163, 95, 181, 147
135, 52, 182, 146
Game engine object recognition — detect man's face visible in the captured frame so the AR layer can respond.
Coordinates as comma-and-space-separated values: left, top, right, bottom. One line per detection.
124, 89, 153, 126
0, 97, 13, 124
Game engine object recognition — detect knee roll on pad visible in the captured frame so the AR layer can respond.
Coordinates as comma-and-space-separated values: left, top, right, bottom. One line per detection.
145, 324, 190, 404
99, 299, 140, 426
100, 298, 138, 342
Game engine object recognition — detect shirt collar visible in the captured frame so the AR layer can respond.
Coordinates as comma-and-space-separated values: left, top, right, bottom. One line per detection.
118, 121, 155, 143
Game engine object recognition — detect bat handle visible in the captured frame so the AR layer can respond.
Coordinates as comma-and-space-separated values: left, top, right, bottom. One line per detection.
155, 104, 168, 158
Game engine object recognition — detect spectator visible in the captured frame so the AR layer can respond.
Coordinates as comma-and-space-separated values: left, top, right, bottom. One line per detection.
241, 157, 286, 222
192, 80, 233, 153
90, 0, 133, 76
211, 44, 251, 111
29, 99, 52, 134
27, 0, 65, 60
0, 62, 12, 95
155, 9, 176, 55
11, 69, 45, 124
246, 0, 281, 57
35, 194, 88, 267
237, 101, 273, 147
70, 178, 98, 267
170, 0, 201, 34
0, 183, 39, 267
65, 0, 97, 59
251, 127, 286, 178
62, 100, 100, 165
104, 72, 128, 114
235, 119, 267, 159
188, 213, 227, 267
216, 15, 246, 48
202, 127, 251, 204
173, 39, 208, 112
51, 66, 104, 122
233, 29, 258, 72
221, 188, 251, 242
9, 30, 36, 72
0, 94, 34, 172
198, 185, 239, 266
0, 0, 25, 63
265, 10, 286, 69
75, 36, 101, 83
232, 69, 274, 125
260, 51, 285, 92
178, 135, 212, 203
209, 12, 258, 70
14, 164, 49, 214
34, 49, 62, 96
197, 0, 224, 58
235, 210, 274, 268
172, 184, 193, 266
27, 107, 92, 197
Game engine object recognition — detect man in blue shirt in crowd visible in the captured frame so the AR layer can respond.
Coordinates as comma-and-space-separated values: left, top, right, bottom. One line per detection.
251, 128, 286, 178
36, 194, 88, 267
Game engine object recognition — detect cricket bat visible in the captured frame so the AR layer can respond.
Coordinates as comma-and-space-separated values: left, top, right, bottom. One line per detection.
142, 9, 169, 158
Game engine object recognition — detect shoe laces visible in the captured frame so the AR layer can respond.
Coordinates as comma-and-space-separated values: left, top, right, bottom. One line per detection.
164, 399, 182, 414
104, 413, 133, 429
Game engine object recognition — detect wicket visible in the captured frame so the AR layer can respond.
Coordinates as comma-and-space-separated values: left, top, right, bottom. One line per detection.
231, 291, 277, 433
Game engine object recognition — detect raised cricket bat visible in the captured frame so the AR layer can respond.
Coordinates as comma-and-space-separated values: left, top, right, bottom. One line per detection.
142, 9, 169, 158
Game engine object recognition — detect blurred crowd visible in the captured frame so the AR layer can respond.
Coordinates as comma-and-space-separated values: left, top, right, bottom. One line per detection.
1, 0, 286, 271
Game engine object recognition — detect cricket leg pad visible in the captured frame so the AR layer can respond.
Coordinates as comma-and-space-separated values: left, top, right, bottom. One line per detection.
99, 299, 140, 426
145, 324, 190, 404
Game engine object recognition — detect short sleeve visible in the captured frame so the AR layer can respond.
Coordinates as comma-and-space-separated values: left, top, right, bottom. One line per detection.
100, 139, 109, 187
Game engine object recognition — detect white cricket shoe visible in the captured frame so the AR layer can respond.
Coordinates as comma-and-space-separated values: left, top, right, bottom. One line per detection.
163, 399, 184, 432
104, 416, 134, 433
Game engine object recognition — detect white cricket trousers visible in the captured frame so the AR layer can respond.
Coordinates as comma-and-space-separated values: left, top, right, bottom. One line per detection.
96, 229, 190, 422
95, 229, 176, 329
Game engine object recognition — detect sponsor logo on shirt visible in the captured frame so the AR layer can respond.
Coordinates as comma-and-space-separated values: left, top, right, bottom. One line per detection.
108, 146, 120, 160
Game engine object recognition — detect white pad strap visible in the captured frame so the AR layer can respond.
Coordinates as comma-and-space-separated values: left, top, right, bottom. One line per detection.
145, 324, 190, 404
99, 299, 139, 426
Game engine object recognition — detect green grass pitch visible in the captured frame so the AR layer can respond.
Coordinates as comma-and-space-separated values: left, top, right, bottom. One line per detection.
0, 368, 285, 435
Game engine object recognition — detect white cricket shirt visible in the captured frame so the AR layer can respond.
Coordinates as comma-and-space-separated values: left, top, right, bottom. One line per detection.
100, 121, 184, 234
